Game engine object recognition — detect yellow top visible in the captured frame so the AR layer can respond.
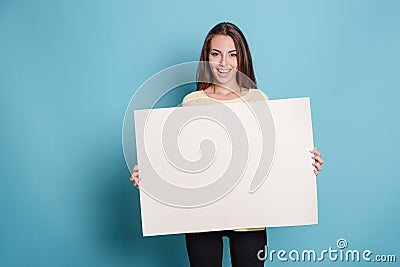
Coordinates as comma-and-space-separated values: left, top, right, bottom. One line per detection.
181, 88, 269, 232
182, 88, 269, 106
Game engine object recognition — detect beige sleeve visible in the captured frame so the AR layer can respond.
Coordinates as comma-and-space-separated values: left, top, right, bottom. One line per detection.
181, 91, 198, 107
259, 90, 269, 101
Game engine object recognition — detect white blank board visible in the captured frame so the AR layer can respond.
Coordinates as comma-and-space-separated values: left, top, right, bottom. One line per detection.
134, 97, 318, 236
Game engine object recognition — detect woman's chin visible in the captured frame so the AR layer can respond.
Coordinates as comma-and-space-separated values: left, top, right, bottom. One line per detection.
212, 74, 236, 88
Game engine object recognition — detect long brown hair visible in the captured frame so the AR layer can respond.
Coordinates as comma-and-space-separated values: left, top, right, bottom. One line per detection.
197, 22, 257, 91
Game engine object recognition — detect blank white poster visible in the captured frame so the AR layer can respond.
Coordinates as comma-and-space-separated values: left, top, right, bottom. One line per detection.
134, 97, 318, 236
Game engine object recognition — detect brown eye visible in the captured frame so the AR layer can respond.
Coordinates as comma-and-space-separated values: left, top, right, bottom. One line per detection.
210, 52, 219, 57
230, 53, 237, 57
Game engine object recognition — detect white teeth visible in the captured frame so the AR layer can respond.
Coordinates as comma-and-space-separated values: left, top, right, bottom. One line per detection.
217, 69, 231, 73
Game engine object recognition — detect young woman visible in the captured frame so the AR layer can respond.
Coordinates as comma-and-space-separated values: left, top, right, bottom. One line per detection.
130, 22, 324, 267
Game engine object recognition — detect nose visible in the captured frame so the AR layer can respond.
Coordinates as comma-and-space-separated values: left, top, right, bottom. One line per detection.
219, 53, 226, 66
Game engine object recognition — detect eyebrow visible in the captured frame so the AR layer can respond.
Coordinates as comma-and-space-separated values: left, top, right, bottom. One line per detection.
210, 48, 237, 53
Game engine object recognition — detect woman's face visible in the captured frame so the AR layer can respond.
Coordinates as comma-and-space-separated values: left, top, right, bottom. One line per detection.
208, 34, 238, 88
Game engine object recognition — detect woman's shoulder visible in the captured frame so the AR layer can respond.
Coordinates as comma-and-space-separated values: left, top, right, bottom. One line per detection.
248, 88, 269, 101
183, 90, 202, 100
181, 91, 203, 106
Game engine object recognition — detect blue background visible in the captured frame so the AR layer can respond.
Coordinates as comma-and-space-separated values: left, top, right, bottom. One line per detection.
1, 0, 399, 266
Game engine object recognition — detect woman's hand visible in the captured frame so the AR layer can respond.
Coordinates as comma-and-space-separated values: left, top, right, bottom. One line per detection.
310, 148, 324, 176
129, 164, 141, 188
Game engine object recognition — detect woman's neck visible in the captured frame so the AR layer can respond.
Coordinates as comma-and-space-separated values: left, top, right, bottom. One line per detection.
212, 83, 242, 95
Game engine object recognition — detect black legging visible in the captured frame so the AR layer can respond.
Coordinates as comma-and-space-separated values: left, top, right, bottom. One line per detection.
185, 229, 267, 267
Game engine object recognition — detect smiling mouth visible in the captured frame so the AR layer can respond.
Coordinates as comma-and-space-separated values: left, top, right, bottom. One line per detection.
217, 68, 232, 73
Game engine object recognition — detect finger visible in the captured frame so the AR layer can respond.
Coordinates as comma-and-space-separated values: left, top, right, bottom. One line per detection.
133, 178, 140, 185
313, 162, 323, 171
310, 148, 321, 157
312, 162, 323, 170
314, 169, 319, 176
313, 155, 324, 164
129, 173, 138, 181
131, 165, 139, 172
